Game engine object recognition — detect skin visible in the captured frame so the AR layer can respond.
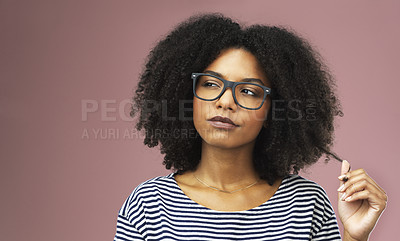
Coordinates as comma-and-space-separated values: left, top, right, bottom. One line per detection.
338, 160, 387, 241
175, 47, 388, 239
175, 47, 281, 211
192, 48, 271, 191
193, 48, 271, 169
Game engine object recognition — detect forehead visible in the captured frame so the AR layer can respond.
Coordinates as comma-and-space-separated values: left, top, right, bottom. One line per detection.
204, 48, 269, 86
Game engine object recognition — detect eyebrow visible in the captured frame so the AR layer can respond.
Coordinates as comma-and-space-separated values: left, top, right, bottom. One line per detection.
204, 70, 266, 86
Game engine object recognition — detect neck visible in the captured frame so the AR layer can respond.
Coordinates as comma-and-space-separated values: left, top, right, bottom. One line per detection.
193, 140, 262, 190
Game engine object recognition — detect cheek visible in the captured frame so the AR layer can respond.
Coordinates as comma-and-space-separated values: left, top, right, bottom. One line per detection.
257, 101, 271, 121
193, 98, 207, 129
193, 99, 216, 140
193, 98, 202, 120
240, 105, 270, 125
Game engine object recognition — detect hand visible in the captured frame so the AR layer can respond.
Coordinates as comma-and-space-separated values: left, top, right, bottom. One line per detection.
337, 160, 388, 241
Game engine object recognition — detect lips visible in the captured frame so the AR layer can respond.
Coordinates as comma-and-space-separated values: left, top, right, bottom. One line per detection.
207, 116, 239, 129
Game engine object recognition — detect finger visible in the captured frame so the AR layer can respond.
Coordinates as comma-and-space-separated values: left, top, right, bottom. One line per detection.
338, 168, 366, 181
339, 177, 387, 203
338, 169, 385, 195
339, 179, 370, 201
343, 189, 387, 213
338, 168, 364, 182
338, 160, 351, 200
339, 160, 351, 185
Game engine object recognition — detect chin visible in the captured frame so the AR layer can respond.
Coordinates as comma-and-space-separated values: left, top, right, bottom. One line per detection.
204, 140, 240, 150
202, 135, 251, 149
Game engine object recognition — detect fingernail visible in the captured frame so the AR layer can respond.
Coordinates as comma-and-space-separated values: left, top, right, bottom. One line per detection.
338, 175, 346, 180
337, 184, 345, 192
341, 192, 347, 201
343, 160, 351, 172
345, 196, 352, 201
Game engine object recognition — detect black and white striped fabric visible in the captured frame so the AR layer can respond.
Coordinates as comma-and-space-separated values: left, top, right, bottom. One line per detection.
114, 172, 341, 240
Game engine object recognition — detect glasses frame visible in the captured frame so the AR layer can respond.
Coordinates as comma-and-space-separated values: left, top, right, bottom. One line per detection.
191, 72, 272, 110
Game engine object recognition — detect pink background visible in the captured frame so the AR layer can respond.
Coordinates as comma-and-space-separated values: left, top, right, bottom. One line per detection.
1, 0, 398, 240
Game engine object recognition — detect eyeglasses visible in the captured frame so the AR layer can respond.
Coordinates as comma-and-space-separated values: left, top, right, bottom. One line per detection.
192, 73, 272, 110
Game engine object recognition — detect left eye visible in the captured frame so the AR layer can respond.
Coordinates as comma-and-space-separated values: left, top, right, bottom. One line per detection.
203, 82, 219, 87
241, 89, 256, 96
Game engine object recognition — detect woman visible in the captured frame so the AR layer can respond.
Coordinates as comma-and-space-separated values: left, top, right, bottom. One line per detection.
114, 13, 387, 240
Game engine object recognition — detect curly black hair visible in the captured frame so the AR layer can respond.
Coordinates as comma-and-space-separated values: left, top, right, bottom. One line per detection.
130, 13, 344, 186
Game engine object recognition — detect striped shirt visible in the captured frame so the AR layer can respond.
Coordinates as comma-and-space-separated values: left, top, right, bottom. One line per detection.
114, 172, 341, 240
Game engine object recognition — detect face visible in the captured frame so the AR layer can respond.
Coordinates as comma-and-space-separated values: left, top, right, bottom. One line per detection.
193, 48, 272, 149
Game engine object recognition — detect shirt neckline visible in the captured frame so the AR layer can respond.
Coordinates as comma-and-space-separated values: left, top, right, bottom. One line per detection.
168, 172, 292, 213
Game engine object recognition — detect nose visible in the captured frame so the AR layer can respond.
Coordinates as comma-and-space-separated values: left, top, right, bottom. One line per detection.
215, 87, 237, 111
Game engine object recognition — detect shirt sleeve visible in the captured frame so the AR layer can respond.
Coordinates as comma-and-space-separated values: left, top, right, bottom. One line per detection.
114, 213, 145, 241
309, 184, 342, 241
113, 189, 146, 241
311, 212, 342, 241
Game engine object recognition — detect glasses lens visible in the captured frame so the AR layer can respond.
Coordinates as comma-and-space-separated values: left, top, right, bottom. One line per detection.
195, 75, 224, 100
195, 74, 265, 109
235, 83, 264, 109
